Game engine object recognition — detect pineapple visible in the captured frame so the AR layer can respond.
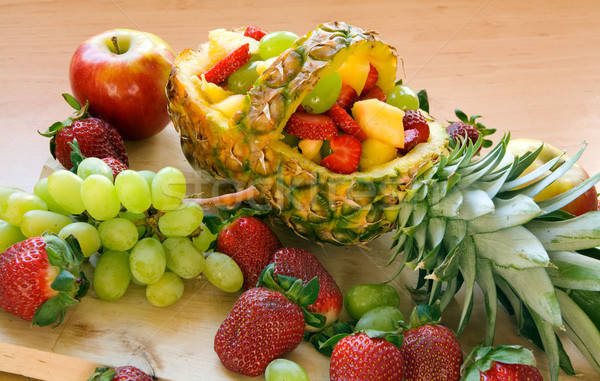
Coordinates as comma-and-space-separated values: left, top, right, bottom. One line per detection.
390, 136, 600, 380
167, 22, 448, 245
167, 22, 600, 379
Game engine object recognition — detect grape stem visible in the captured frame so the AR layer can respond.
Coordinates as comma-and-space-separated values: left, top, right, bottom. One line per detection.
184, 186, 259, 207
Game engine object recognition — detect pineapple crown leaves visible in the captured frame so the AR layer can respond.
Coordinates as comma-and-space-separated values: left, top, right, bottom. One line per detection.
32, 233, 89, 327
39, 93, 90, 159
388, 134, 600, 380
87, 367, 117, 381
461, 345, 537, 381
258, 263, 327, 330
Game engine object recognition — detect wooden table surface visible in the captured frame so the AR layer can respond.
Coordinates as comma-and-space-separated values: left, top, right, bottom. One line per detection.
1, 1, 599, 380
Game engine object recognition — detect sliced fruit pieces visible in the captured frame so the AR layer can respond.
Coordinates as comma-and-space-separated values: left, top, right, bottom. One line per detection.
243, 25, 268, 41
352, 99, 405, 148
321, 134, 362, 174
360, 138, 398, 171
328, 104, 367, 141
202, 43, 251, 84
284, 112, 338, 140
337, 55, 371, 95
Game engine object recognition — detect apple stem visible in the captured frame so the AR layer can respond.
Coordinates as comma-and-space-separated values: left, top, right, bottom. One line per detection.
111, 36, 121, 55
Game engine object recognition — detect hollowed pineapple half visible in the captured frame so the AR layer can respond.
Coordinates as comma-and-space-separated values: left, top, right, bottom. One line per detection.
167, 22, 449, 245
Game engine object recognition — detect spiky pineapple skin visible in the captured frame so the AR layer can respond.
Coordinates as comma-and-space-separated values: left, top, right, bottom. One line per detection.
167, 22, 448, 245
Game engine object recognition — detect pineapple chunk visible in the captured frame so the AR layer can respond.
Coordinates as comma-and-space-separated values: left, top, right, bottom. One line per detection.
199, 76, 233, 103
214, 94, 245, 118
360, 138, 398, 171
298, 139, 324, 163
208, 29, 259, 66
337, 55, 371, 94
352, 99, 405, 148
256, 57, 277, 75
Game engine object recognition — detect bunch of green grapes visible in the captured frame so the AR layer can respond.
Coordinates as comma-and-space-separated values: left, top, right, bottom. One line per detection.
0, 159, 244, 307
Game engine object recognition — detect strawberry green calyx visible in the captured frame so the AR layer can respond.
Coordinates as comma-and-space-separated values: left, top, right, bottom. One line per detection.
259, 263, 326, 330
87, 367, 117, 381
448, 108, 496, 149
32, 233, 88, 327
39, 93, 90, 160
461, 345, 537, 381
408, 301, 442, 329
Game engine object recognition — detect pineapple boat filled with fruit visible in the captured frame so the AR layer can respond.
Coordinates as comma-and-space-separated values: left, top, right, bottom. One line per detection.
168, 22, 600, 380
167, 22, 450, 245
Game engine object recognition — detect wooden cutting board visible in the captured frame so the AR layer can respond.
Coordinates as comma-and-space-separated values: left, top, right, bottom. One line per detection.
0, 127, 597, 380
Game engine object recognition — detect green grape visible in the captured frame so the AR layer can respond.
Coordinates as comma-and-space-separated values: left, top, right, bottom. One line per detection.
129, 237, 166, 284
20, 210, 72, 238
151, 166, 186, 211
191, 224, 218, 252
33, 177, 69, 215
258, 31, 299, 60
47, 169, 86, 215
0, 192, 47, 226
76, 157, 114, 181
114, 170, 152, 213
265, 359, 310, 381
137, 170, 156, 189
301, 71, 342, 114
0, 220, 26, 252
344, 283, 401, 320
98, 218, 139, 251
228, 60, 260, 94
81, 174, 121, 221
203, 252, 244, 293
93, 250, 131, 301
145, 271, 184, 307
163, 237, 206, 279
0, 186, 23, 218
354, 305, 405, 332
157, 202, 203, 238
59, 222, 102, 257
386, 84, 420, 111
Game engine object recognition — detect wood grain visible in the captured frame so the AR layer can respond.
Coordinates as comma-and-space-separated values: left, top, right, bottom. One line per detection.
1, 0, 599, 380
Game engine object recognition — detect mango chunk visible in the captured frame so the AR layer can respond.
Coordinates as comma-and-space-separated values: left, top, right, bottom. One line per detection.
352, 99, 405, 148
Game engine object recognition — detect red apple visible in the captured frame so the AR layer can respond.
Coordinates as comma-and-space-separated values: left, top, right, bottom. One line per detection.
69, 29, 175, 140
507, 138, 598, 216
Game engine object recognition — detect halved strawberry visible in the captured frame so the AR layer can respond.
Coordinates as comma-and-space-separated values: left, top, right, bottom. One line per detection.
360, 64, 379, 96
321, 134, 362, 174
336, 83, 358, 109
202, 43, 251, 84
403, 109, 430, 144
328, 104, 367, 141
243, 25, 268, 41
398, 129, 419, 156
284, 112, 338, 140
359, 85, 386, 102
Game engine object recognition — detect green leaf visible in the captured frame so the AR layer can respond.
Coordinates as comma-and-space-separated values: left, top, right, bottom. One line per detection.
50, 270, 77, 292
62, 93, 81, 111
297, 276, 320, 307
547, 251, 600, 290
530, 309, 561, 381
468, 195, 542, 234
537, 171, 600, 215
499, 154, 563, 193
527, 211, 600, 251
417, 89, 429, 113
475, 258, 497, 346
568, 289, 600, 329
494, 266, 562, 327
455, 188, 494, 220
31, 291, 79, 327
429, 187, 463, 218
473, 226, 549, 269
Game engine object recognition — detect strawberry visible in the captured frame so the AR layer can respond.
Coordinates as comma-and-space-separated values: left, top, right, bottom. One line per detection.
270, 247, 343, 330
401, 304, 462, 381
216, 215, 281, 289
328, 104, 367, 141
321, 134, 362, 174
40, 94, 129, 170
202, 43, 251, 84
462, 345, 543, 381
284, 111, 339, 140
336, 83, 358, 109
243, 25, 268, 41
447, 109, 496, 152
398, 128, 419, 156
87, 365, 154, 381
359, 85, 386, 102
403, 109, 430, 144
0, 234, 88, 326
329, 332, 405, 381
361, 64, 379, 96
214, 287, 305, 377
102, 157, 128, 179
